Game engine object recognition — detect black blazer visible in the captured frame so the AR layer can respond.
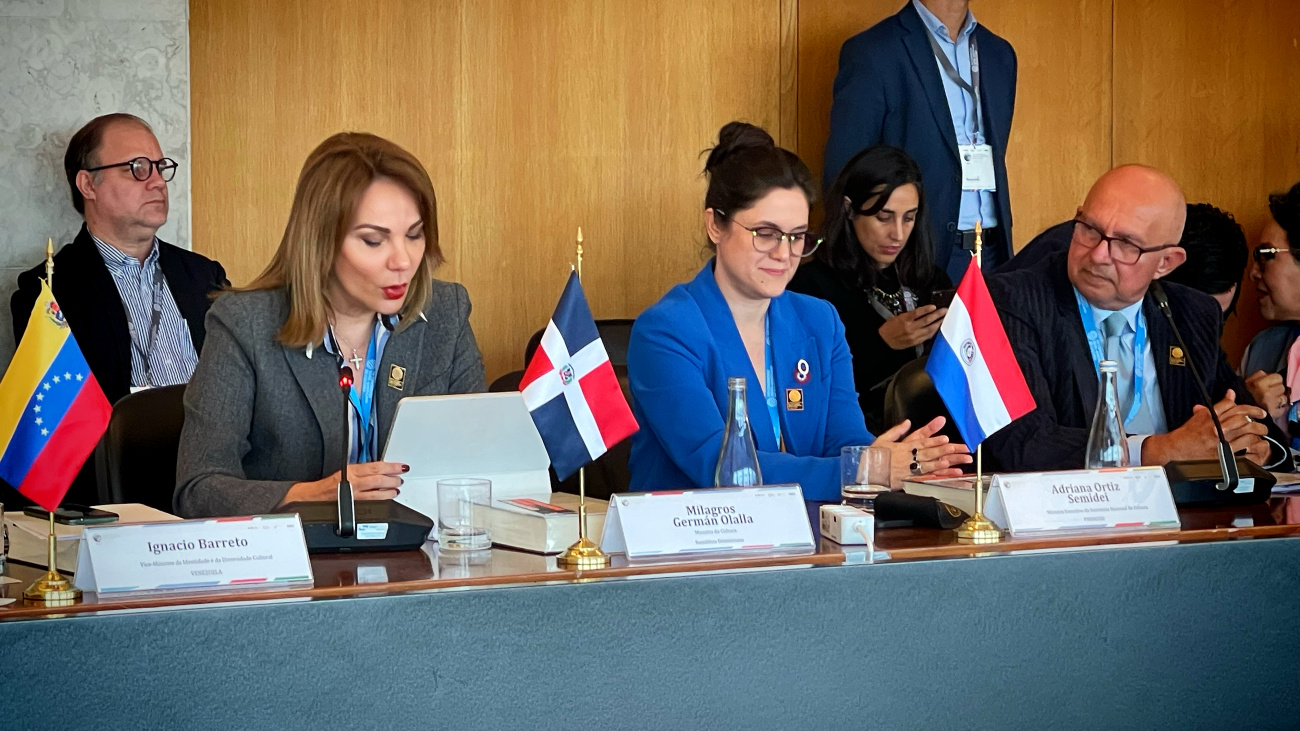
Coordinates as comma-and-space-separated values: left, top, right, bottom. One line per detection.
788, 259, 950, 433
4, 225, 227, 507
982, 251, 1290, 472
823, 2, 1017, 271
11, 224, 228, 406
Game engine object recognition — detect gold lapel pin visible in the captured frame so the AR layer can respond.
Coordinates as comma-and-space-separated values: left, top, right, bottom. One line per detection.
388, 364, 406, 390
785, 388, 804, 411
1169, 346, 1186, 367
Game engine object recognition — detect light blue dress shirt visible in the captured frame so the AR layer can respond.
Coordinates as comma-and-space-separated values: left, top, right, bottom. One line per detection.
911, 0, 999, 230
321, 315, 395, 464
1086, 296, 1168, 462
92, 234, 198, 388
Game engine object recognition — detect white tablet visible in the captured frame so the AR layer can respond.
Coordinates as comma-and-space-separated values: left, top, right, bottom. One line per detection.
382, 392, 552, 523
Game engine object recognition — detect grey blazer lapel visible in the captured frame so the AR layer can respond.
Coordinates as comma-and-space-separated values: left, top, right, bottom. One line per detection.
283, 344, 347, 474
377, 318, 427, 452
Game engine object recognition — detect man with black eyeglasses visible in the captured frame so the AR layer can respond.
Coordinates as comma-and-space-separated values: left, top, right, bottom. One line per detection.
6, 113, 228, 505
979, 165, 1290, 473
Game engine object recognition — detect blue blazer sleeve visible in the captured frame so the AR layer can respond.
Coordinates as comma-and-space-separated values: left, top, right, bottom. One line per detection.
629, 298, 871, 501
823, 35, 887, 194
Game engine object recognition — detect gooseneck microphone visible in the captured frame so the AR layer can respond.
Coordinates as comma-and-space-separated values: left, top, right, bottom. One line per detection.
281, 364, 432, 554
1149, 281, 1239, 492
336, 365, 357, 537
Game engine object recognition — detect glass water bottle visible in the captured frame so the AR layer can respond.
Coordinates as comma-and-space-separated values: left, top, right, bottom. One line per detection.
715, 377, 763, 487
1085, 360, 1130, 469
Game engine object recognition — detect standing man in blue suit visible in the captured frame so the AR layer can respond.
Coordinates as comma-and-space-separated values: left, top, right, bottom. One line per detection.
824, 0, 1017, 282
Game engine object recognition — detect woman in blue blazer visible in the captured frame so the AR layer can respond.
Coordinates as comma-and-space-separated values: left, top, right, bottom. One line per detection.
627, 122, 971, 500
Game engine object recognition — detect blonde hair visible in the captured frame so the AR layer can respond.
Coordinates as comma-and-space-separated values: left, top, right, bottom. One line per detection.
245, 132, 443, 347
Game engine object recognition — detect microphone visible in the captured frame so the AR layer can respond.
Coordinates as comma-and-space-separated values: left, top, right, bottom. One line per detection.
1149, 281, 1239, 492
336, 366, 357, 537
280, 365, 433, 554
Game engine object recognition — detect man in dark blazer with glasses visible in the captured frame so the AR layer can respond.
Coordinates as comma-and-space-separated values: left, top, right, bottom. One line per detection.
982, 165, 1290, 473
6, 113, 227, 506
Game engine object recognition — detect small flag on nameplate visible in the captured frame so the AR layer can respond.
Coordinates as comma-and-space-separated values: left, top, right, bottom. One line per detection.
925, 258, 1035, 450
520, 272, 638, 480
0, 281, 111, 509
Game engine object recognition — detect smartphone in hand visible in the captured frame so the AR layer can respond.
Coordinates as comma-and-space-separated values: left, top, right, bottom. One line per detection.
931, 288, 957, 310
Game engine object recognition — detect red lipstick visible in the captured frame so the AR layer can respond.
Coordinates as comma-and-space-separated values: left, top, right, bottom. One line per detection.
383, 284, 408, 300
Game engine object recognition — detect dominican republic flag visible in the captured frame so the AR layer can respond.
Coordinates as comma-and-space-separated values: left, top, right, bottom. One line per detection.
0, 280, 111, 510
925, 259, 1035, 450
520, 272, 638, 480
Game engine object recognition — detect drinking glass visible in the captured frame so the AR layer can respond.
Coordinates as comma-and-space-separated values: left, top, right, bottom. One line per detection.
840, 446, 891, 511
436, 479, 492, 551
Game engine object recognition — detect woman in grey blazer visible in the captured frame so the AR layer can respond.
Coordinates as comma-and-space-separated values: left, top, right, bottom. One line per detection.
175, 133, 485, 518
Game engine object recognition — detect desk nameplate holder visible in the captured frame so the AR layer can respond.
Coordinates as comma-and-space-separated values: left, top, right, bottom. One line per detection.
983, 466, 1181, 538
600, 484, 815, 563
74, 514, 314, 596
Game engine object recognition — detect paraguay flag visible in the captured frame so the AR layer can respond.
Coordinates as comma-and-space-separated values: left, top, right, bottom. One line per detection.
0, 281, 111, 510
925, 259, 1035, 450
520, 272, 638, 480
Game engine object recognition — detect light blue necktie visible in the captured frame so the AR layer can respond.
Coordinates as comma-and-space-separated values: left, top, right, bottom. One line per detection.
1102, 312, 1155, 434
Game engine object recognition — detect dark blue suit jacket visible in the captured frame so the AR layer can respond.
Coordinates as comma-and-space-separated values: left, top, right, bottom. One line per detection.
626, 262, 873, 500
824, 2, 1017, 272
982, 252, 1290, 472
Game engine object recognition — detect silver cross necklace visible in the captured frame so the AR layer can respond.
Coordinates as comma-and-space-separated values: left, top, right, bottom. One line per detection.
331, 326, 365, 372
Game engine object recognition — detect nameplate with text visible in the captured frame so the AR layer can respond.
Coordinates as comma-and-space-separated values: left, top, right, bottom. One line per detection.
74, 514, 314, 595
600, 485, 815, 562
984, 466, 1181, 538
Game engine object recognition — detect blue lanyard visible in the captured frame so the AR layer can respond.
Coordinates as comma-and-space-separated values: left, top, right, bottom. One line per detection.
343, 325, 381, 463
1073, 289, 1145, 425
763, 315, 784, 452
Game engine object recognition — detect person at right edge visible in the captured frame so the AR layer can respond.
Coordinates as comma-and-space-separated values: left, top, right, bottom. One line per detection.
982, 165, 1291, 473
1239, 181, 1300, 447
824, 0, 1016, 282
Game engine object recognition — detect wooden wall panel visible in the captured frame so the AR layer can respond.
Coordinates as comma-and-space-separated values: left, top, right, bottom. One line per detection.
193, 0, 1299, 377
795, 0, 1113, 249
1114, 0, 1300, 363
191, 0, 783, 379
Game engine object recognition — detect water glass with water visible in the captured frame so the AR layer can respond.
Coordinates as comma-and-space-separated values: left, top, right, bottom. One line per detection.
841, 446, 891, 511
437, 478, 492, 551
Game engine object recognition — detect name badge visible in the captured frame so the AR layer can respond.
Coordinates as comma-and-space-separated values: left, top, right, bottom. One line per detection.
959, 144, 997, 191
983, 467, 1180, 538
74, 515, 314, 595
600, 485, 815, 562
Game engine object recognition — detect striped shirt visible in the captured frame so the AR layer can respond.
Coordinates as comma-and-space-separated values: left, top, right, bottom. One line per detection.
92, 234, 199, 388
322, 315, 395, 464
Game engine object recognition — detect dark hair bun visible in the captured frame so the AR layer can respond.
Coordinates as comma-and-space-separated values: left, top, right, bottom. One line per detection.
1270, 181, 1300, 245
703, 121, 775, 175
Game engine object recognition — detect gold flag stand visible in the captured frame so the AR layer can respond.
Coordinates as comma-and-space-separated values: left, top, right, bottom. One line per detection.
954, 222, 1003, 545
556, 228, 612, 570
24, 239, 84, 605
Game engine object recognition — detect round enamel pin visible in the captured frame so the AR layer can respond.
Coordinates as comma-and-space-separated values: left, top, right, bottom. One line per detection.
794, 358, 811, 384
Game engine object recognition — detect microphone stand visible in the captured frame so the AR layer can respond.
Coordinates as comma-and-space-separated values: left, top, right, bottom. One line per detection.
336, 365, 357, 536
1149, 281, 1239, 492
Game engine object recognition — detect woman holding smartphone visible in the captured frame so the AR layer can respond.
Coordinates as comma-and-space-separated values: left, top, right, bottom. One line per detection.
788, 146, 951, 433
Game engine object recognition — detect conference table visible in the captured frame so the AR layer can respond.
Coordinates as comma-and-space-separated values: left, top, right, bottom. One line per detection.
2, 497, 1298, 729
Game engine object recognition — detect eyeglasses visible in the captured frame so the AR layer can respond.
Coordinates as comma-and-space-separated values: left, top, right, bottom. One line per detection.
1071, 218, 1177, 266
719, 212, 823, 258
1253, 246, 1294, 266
84, 156, 178, 182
